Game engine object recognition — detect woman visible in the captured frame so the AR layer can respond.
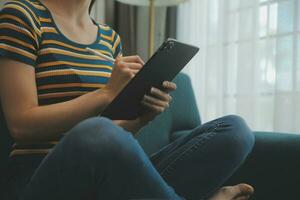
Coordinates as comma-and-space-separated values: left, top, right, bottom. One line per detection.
0, 0, 255, 199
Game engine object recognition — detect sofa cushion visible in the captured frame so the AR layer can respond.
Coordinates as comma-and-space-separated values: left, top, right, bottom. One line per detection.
137, 73, 201, 155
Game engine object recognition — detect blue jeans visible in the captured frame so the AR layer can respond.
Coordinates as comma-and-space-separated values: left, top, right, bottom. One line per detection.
5, 115, 254, 200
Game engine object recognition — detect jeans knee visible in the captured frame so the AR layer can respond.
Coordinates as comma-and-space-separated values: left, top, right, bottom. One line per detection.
217, 115, 255, 160
63, 117, 140, 161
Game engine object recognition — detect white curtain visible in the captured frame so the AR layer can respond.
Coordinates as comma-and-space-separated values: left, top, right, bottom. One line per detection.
177, 0, 300, 134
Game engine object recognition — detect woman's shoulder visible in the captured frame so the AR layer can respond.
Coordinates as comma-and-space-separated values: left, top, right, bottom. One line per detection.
2, 0, 44, 12
0, 0, 46, 39
98, 24, 121, 45
0, 0, 45, 66
1, 0, 45, 23
98, 23, 122, 57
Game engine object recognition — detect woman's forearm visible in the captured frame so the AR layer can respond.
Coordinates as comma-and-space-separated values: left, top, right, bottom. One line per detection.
9, 89, 112, 143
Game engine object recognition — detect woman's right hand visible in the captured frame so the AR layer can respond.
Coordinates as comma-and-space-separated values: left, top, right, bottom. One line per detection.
103, 55, 145, 101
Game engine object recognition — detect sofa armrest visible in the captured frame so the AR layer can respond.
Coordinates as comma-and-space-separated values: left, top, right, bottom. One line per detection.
226, 131, 300, 200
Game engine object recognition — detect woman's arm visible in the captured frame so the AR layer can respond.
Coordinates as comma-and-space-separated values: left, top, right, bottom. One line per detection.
0, 56, 143, 143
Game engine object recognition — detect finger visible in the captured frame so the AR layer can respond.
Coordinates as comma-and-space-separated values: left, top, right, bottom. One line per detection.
141, 100, 165, 114
116, 61, 127, 69
122, 68, 139, 79
127, 63, 143, 70
150, 87, 172, 102
143, 95, 169, 108
131, 69, 140, 74
121, 55, 145, 65
162, 81, 177, 92
127, 69, 139, 76
117, 61, 142, 70
114, 55, 123, 64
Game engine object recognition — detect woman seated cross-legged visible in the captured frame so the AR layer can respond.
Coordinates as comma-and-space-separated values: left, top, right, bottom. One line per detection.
0, 0, 255, 199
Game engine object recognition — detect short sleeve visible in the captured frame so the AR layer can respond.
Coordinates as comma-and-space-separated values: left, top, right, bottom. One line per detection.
0, 2, 40, 67
111, 30, 122, 58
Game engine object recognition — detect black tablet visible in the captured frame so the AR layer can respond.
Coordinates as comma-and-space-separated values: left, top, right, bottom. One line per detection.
101, 38, 199, 120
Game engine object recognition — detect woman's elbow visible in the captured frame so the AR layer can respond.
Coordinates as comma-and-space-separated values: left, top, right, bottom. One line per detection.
9, 125, 34, 144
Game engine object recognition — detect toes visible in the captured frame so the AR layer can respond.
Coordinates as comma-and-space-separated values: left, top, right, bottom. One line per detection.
236, 183, 254, 196
208, 184, 254, 200
224, 184, 254, 199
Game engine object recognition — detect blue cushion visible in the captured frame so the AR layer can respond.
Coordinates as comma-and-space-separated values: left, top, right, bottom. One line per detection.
137, 73, 201, 155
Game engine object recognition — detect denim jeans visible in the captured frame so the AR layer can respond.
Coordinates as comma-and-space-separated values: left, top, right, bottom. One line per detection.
4, 115, 254, 200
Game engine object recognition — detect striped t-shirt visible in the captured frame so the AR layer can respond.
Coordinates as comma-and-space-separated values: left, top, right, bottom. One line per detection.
0, 0, 122, 156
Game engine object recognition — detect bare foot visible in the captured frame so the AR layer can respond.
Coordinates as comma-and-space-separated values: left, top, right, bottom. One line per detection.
208, 184, 254, 200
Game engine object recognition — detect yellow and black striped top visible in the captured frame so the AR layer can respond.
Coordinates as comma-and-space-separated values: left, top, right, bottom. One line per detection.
0, 0, 122, 156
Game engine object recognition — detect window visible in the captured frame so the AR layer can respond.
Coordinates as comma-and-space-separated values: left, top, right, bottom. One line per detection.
177, 0, 300, 133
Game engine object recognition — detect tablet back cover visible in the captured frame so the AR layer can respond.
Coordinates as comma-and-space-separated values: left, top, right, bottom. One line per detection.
102, 39, 199, 120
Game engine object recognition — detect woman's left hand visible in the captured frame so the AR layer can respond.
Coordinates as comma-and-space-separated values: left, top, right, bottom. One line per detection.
112, 81, 176, 135
138, 81, 177, 124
